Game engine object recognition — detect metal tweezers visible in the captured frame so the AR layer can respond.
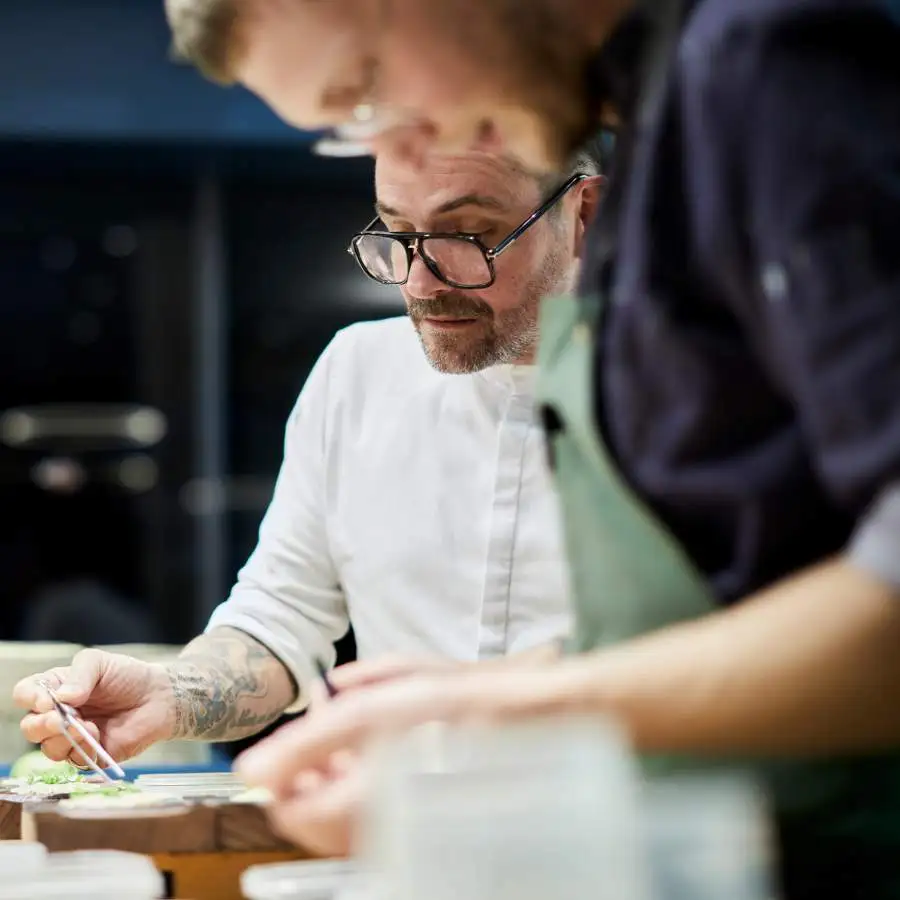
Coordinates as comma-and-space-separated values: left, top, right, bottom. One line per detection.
37, 679, 125, 783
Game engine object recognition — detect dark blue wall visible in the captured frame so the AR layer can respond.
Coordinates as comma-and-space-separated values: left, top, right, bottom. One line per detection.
0, 0, 310, 145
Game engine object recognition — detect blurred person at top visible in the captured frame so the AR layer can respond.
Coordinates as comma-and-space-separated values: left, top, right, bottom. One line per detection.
163, 0, 900, 897
13, 146, 604, 835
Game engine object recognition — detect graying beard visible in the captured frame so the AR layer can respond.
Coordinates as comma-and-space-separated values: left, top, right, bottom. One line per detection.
418, 247, 574, 375
420, 313, 538, 374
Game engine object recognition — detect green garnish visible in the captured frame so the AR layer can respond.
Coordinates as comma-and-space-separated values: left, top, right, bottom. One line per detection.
25, 772, 83, 785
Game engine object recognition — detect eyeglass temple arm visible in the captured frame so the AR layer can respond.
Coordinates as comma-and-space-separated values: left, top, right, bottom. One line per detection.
349, 173, 591, 260
489, 174, 589, 261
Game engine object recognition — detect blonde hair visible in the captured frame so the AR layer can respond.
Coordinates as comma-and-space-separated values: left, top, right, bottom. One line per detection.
165, 0, 246, 85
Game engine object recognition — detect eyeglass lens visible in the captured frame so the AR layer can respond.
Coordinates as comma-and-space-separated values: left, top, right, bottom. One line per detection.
354, 234, 492, 288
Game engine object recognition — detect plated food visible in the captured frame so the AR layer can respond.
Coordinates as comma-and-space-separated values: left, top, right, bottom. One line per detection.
3, 753, 149, 802
3, 751, 265, 812
3, 774, 138, 800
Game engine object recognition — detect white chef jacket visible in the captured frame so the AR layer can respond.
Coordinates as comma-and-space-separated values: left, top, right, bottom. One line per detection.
206, 316, 571, 706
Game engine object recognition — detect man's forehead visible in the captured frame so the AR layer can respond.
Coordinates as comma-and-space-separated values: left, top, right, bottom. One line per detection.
374, 151, 537, 214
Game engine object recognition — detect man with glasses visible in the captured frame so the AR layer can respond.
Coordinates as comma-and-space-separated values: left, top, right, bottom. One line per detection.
349, 170, 589, 373
14, 150, 603, 804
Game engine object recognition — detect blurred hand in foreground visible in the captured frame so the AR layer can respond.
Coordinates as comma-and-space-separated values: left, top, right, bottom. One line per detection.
236, 659, 585, 852
308, 655, 459, 709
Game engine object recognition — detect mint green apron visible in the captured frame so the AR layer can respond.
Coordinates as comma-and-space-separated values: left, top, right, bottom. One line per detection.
536, 292, 900, 898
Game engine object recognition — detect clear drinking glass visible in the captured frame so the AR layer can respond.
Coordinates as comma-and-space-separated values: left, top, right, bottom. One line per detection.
359, 717, 650, 900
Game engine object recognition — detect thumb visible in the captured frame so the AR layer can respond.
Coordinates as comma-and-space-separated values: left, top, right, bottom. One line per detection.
55, 649, 106, 705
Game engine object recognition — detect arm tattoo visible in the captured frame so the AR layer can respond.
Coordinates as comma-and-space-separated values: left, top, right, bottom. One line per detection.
166, 627, 298, 742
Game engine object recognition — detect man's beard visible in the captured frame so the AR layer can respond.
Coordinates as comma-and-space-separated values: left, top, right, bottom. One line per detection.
407, 248, 573, 375
408, 293, 539, 374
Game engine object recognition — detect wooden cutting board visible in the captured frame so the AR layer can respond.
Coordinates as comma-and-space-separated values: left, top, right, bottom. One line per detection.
0, 792, 22, 840
19, 799, 300, 853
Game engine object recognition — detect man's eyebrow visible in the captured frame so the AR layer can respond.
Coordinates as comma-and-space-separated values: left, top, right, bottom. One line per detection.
374, 194, 508, 220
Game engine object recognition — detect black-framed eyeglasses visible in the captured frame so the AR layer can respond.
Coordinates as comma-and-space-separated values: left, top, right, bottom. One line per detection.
347, 173, 590, 290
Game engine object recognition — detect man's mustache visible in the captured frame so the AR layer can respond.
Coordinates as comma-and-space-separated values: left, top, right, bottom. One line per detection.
407, 295, 494, 320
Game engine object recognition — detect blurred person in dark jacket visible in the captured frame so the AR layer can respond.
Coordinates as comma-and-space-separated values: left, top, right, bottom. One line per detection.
170, 2, 900, 896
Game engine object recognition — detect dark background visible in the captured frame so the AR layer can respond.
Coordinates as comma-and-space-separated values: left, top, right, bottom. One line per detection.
0, 0, 401, 720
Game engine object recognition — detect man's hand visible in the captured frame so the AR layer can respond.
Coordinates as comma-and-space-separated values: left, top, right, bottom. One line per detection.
282, 648, 565, 853
266, 646, 567, 853
262, 752, 363, 858
234, 557, 900, 854
14, 649, 174, 764
266, 558, 900, 769
237, 661, 585, 802
310, 643, 565, 707
14, 627, 298, 764
308, 656, 458, 708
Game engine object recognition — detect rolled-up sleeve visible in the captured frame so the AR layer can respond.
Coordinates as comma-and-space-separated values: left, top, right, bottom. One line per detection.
205, 337, 349, 709
688, 4, 900, 586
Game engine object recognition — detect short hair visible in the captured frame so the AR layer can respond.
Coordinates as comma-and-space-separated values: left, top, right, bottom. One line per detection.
539, 142, 601, 191
165, 0, 245, 85
567, 147, 602, 179
535, 143, 602, 225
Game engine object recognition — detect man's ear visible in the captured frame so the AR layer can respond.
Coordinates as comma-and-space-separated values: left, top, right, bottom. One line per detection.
573, 175, 606, 260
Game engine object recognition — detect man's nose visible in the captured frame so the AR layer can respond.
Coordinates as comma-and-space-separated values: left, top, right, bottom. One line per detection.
405, 250, 448, 299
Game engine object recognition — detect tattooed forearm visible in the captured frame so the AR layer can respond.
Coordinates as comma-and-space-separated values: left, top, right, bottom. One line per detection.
165, 628, 297, 742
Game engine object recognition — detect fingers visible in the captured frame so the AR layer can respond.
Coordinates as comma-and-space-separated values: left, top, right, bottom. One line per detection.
20, 710, 63, 745
12, 648, 105, 714
37, 734, 77, 763
236, 694, 376, 797
13, 668, 67, 713
307, 679, 331, 711
307, 659, 407, 712
237, 675, 468, 798
54, 648, 106, 705
239, 667, 551, 803
58, 718, 102, 768
20, 712, 101, 763
307, 658, 448, 712
327, 657, 423, 693
328, 749, 357, 777
42, 732, 97, 766
266, 767, 363, 857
